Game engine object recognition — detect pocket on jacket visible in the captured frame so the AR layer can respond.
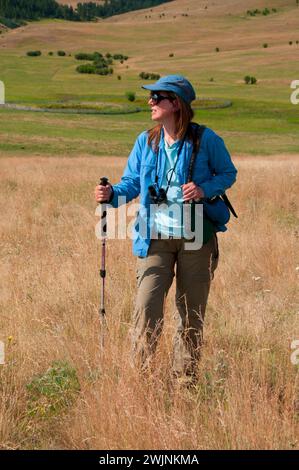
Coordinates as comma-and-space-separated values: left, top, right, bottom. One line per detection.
140, 162, 155, 178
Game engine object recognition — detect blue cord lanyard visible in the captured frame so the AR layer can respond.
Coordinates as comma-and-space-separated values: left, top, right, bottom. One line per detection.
155, 136, 186, 196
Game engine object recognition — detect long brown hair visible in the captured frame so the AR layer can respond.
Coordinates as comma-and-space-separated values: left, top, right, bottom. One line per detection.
147, 91, 195, 153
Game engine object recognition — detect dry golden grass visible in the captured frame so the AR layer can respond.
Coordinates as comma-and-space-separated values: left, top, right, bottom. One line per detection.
0, 154, 298, 449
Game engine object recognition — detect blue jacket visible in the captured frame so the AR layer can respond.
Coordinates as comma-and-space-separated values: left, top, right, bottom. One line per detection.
110, 125, 237, 257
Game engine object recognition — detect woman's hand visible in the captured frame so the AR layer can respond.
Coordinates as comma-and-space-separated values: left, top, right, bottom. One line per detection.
95, 183, 113, 203
181, 182, 204, 202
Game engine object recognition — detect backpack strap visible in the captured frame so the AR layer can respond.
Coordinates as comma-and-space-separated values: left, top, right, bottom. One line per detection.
188, 123, 238, 218
187, 123, 206, 183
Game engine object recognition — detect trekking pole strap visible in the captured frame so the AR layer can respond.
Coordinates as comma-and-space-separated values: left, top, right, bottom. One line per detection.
221, 193, 238, 218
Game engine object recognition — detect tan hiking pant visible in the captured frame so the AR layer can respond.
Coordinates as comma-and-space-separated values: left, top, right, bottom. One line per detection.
131, 233, 219, 378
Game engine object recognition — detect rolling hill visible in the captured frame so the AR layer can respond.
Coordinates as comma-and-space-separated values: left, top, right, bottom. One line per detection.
0, 0, 298, 156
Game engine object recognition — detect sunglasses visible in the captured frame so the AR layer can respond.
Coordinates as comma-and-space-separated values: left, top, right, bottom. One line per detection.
149, 93, 176, 104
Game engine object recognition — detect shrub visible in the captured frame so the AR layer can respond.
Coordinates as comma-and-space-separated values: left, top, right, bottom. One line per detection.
26, 361, 80, 418
76, 64, 96, 74
113, 54, 129, 61
126, 91, 136, 102
117, 75, 121, 80
139, 72, 160, 80
94, 57, 108, 67
26, 50, 41, 57
75, 52, 104, 61
244, 76, 257, 85
57, 50, 66, 56
95, 69, 108, 75
48, 51, 53, 56
169, 53, 174, 57
95, 66, 113, 75
289, 41, 293, 45
215, 47, 220, 52
263, 43, 268, 48
75, 52, 95, 60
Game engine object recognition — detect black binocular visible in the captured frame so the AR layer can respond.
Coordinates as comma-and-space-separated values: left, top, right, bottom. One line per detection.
148, 185, 167, 205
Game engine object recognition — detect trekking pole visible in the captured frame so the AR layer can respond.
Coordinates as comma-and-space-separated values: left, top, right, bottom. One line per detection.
98, 176, 109, 348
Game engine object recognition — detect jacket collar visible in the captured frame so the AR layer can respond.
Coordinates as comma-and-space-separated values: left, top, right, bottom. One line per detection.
159, 125, 194, 149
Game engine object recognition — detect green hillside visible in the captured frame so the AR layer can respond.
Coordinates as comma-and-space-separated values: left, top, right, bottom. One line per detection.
0, 0, 298, 157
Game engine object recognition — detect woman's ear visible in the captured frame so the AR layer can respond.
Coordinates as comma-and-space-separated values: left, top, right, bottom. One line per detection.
172, 99, 180, 112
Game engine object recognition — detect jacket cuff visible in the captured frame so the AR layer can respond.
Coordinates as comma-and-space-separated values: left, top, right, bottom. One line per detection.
198, 182, 214, 199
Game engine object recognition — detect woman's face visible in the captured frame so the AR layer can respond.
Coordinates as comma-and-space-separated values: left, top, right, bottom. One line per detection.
148, 91, 179, 123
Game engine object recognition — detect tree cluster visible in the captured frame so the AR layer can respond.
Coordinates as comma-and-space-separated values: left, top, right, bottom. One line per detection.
246, 7, 277, 16
75, 50, 127, 75
0, 0, 79, 21
139, 72, 160, 80
0, 0, 173, 24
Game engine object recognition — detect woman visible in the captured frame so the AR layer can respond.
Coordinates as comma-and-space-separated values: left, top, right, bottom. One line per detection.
95, 75, 237, 382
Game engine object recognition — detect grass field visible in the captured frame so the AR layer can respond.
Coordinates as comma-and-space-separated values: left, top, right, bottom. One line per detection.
0, 154, 298, 449
0, 0, 298, 450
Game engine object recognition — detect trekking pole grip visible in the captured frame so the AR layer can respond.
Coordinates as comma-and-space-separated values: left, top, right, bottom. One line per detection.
99, 176, 109, 192
99, 176, 109, 235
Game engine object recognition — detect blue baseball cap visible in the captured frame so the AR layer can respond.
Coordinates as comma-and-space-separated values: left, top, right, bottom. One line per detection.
142, 74, 196, 104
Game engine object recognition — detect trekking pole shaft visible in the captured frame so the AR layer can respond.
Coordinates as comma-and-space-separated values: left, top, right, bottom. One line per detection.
100, 238, 106, 316
98, 177, 109, 318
